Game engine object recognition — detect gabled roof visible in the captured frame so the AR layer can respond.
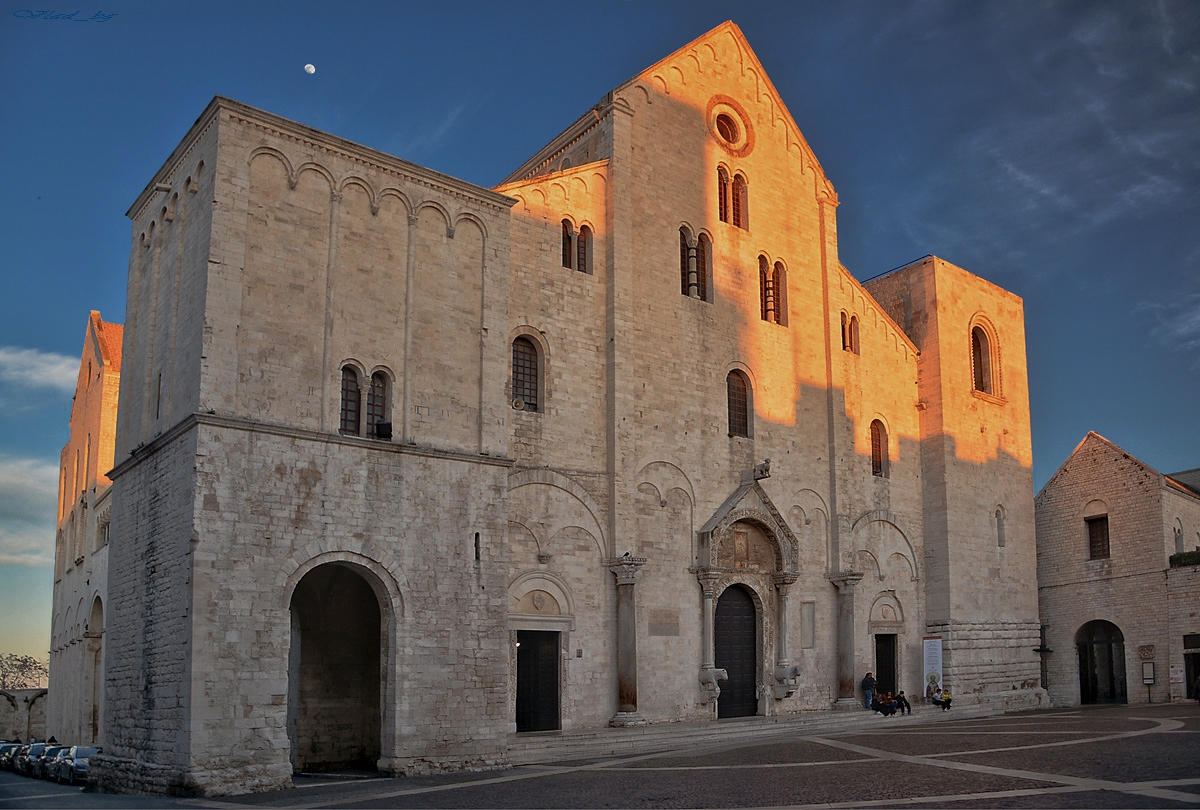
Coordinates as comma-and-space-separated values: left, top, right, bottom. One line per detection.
88, 310, 123, 373
613, 21, 833, 195
1037, 431, 1200, 504
503, 21, 834, 195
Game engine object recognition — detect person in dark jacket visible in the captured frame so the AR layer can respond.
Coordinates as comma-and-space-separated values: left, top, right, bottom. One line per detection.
861, 672, 876, 709
896, 690, 912, 715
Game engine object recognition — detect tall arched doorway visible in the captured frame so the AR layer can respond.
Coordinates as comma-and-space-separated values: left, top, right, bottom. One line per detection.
715, 585, 758, 718
288, 563, 382, 772
1077, 620, 1126, 704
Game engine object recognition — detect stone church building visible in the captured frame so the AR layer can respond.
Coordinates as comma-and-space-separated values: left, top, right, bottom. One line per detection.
95, 22, 1044, 795
47, 310, 121, 747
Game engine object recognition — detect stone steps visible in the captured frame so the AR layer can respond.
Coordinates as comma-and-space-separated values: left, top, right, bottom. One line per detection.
506, 702, 997, 766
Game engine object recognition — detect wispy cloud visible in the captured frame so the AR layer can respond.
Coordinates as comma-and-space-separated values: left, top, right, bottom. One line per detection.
0, 456, 58, 568
0, 346, 78, 394
386, 102, 468, 160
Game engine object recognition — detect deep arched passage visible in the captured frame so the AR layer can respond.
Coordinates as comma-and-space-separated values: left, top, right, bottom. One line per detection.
715, 585, 758, 718
288, 563, 383, 772
1077, 620, 1126, 704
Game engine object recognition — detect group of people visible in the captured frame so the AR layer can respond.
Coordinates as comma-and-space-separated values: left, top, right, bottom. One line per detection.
861, 671, 949, 715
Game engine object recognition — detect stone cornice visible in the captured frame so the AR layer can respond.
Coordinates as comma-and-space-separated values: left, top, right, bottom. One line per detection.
109, 412, 513, 480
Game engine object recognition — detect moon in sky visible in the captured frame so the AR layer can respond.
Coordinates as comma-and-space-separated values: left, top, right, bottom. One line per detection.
304, 64, 316, 74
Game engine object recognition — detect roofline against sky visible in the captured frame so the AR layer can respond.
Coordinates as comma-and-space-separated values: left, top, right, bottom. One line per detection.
125, 96, 518, 222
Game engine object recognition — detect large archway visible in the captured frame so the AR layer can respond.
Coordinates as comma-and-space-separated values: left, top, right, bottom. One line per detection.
1076, 620, 1126, 704
288, 563, 383, 772
715, 585, 758, 718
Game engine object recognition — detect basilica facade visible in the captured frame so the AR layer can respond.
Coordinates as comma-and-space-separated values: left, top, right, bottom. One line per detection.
93, 22, 1043, 796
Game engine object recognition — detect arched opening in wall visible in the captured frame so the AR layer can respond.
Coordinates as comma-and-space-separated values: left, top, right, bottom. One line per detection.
87, 596, 104, 743
1076, 620, 1126, 704
289, 563, 382, 773
971, 326, 993, 394
715, 584, 758, 718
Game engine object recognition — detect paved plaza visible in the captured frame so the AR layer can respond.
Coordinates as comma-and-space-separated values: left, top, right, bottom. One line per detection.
2, 703, 1198, 809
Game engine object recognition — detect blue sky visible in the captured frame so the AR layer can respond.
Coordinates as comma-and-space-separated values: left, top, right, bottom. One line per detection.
1, 0, 1197, 658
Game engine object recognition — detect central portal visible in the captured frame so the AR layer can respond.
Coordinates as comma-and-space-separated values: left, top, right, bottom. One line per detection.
715, 585, 757, 718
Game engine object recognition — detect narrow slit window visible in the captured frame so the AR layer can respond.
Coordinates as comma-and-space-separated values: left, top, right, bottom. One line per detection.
696, 234, 710, 302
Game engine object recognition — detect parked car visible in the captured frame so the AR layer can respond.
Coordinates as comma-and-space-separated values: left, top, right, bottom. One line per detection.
0, 743, 21, 770
31, 745, 68, 779
16, 743, 45, 776
55, 746, 101, 785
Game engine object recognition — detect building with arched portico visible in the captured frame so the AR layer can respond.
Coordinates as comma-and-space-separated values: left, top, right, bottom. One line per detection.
94, 22, 1044, 796
1036, 432, 1200, 706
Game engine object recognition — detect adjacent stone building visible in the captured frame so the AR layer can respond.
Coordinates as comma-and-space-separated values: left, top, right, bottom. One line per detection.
46, 310, 121, 746
95, 22, 1044, 796
1036, 432, 1200, 706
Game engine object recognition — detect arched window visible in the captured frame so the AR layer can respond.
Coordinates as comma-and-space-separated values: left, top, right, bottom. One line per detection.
561, 220, 573, 269
680, 227, 691, 296
841, 312, 849, 351
340, 366, 361, 435
732, 173, 748, 229
366, 372, 389, 439
870, 420, 888, 478
996, 507, 1007, 548
696, 234, 710, 302
759, 256, 774, 322
576, 225, 591, 274
773, 262, 787, 325
512, 337, 539, 412
727, 370, 751, 438
718, 167, 730, 223
971, 325, 993, 394
849, 315, 861, 355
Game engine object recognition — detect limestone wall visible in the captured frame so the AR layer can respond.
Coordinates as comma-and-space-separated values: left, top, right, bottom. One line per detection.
1037, 433, 1200, 706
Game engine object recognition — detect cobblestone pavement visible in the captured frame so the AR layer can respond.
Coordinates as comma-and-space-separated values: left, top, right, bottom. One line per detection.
3, 703, 1197, 809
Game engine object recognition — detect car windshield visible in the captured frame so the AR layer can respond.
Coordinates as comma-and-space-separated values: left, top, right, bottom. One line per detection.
75, 747, 98, 758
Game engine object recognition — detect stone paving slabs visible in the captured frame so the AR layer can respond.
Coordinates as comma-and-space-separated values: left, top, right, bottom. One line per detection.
622, 739, 872, 768
5, 704, 1200, 808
